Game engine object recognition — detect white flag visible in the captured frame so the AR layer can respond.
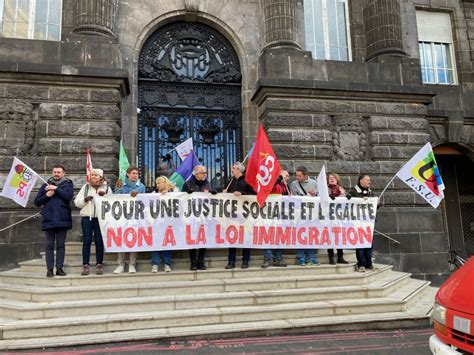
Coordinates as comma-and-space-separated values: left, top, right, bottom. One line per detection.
396, 143, 445, 208
175, 138, 193, 161
1, 157, 40, 207
316, 164, 330, 203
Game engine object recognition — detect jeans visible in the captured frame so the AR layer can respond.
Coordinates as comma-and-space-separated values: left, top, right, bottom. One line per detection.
189, 248, 206, 263
45, 228, 67, 270
81, 217, 104, 266
264, 249, 283, 260
151, 250, 172, 266
228, 248, 250, 263
356, 248, 373, 268
296, 249, 318, 263
327, 249, 344, 259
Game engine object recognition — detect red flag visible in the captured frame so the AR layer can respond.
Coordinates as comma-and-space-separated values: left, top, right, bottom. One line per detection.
245, 125, 282, 207
86, 147, 93, 183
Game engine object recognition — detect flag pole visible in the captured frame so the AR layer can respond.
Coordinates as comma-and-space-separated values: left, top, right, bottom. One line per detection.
378, 174, 398, 200
374, 229, 401, 245
225, 148, 254, 191
0, 213, 41, 232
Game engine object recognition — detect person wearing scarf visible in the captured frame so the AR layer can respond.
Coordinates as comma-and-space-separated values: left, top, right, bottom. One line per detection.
113, 166, 146, 274
350, 174, 375, 272
327, 172, 349, 265
34, 165, 74, 278
74, 169, 112, 276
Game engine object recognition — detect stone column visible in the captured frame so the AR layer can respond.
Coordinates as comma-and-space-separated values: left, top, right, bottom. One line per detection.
364, 0, 406, 61
263, 0, 301, 50
73, 0, 119, 37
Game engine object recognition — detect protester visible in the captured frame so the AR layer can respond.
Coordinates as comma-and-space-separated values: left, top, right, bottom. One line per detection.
261, 175, 288, 268
350, 174, 375, 272
327, 172, 349, 265
74, 169, 112, 276
290, 166, 317, 196
182, 165, 211, 270
290, 166, 319, 266
281, 169, 291, 195
224, 162, 255, 269
151, 175, 175, 273
113, 166, 146, 274
34, 165, 74, 277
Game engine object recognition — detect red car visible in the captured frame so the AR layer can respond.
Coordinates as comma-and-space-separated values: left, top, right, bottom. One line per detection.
430, 256, 474, 354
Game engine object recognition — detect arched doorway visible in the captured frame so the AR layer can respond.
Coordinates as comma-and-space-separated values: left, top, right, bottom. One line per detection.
138, 21, 243, 190
435, 145, 474, 257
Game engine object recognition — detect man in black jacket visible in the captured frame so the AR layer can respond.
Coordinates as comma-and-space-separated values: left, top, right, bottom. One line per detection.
182, 165, 210, 270
34, 165, 74, 277
224, 162, 255, 269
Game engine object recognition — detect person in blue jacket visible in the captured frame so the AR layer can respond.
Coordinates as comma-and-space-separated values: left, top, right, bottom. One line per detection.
34, 165, 74, 278
113, 166, 146, 274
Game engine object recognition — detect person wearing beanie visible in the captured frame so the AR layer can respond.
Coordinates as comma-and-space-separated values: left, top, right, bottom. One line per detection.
74, 168, 112, 276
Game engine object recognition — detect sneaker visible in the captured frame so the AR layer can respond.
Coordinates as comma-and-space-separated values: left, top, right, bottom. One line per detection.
241, 261, 249, 269
273, 259, 287, 267
81, 265, 90, 276
307, 260, 320, 266
297, 260, 306, 266
96, 264, 103, 275
113, 265, 124, 274
129, 264, 137, 273
328, 256, 336, 265
225, 262, 235, 269
46, 269, 54, 278
356, 266, 366, 272
164, 264, 172, 273
337, 257, 349, 264
151, 265, 159, 273
56, 268, 67, 276
261, 258, 271, 269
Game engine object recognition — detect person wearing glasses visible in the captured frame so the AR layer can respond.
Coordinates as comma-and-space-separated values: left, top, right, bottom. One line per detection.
182, 165, 211, 270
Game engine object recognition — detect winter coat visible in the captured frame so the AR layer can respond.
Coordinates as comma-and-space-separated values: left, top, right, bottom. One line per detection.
349, 184, 373, 198
226, 175, 256, 195
74, 183, 113, 218
182, 176, 211, 193
34, 178, 74, 231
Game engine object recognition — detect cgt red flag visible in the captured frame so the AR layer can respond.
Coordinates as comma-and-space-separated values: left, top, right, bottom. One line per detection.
245, 125, 282, 207
86, 147, 93, 183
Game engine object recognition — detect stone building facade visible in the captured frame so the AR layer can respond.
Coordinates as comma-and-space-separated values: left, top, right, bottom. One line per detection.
0, 0, 473, 286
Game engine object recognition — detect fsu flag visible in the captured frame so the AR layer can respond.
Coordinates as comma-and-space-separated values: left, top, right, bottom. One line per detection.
245, 125, 282, 207
396, 142, 445, 208
86, 147, 93, 183
1, 157, 40, 207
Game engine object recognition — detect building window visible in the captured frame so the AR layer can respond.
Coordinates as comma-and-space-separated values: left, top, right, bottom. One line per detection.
304, 0, 351, 61
416, 11, 456, 85
0, 0, 62, 41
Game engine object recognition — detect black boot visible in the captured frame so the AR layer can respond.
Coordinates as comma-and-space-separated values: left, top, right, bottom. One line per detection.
190, 261, 197, 271
337, 257, 349, 264
46, 269, 54, 278
225, 262, 235, 269
197, 261, 207, 270
56, 268, 67, 276
329, 256, 336, 265
241, 261, 249, 269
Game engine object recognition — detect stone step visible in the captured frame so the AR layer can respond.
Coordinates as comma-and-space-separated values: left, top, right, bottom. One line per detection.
0, 308, 433, 350
1, 264, 387, 288
17, 258, 359, 277
0, 272, 413, 320
0, 268, 406, 304
0, 280, 430, 341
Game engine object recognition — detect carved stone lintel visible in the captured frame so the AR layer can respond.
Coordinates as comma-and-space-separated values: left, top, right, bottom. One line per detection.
331, 115, 368, 161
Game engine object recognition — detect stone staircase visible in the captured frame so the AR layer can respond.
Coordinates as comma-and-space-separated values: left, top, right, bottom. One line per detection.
0, 243, 437, 350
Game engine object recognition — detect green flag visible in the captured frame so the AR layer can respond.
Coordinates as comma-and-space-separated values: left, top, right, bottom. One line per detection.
119, 140, 130, 181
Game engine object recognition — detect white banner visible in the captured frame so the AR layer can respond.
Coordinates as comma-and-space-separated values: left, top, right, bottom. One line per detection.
1, 157, 39, 207
96, 193, 378, 252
